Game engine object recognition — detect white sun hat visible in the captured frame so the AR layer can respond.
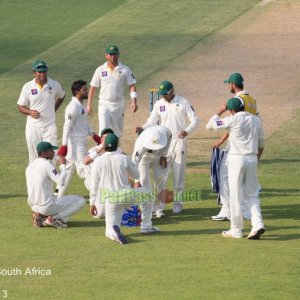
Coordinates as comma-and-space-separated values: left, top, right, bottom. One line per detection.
139, 125, 168, 150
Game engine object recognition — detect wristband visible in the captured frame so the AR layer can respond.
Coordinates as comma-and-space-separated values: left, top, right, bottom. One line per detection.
89, 150, 98, 161
130, 91, 138, 99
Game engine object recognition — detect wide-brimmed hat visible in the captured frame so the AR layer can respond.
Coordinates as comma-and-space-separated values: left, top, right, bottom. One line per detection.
138, 125, 168, 150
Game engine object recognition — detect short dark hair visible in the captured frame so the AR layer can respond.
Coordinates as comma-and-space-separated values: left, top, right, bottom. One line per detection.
235, 83, 244, 89
71, 80, 87, 96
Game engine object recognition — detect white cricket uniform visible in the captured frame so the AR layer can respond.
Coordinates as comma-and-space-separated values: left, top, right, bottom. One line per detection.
84, 146, 123, 217
26, 158, 85, 221
132, 126, 172, 230
142, 95, 199, 210
206, 112, 265, 237
90, 62, 136, 136
217, 90, 260, 219
17, 78, 65, 162
89, 151, 140, 240
56, 97, 94, 197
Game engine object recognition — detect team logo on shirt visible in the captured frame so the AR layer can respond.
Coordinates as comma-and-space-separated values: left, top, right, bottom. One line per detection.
52, 169, 58, 175
68, 114, 72, 120
31, 89, 38, 95
160, 106, 166, 112
102, 71, 108, 77
216, 120, 224, 126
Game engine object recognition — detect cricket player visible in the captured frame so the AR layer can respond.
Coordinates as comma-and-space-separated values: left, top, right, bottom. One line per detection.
56, 80, 101, 197
136, 81, 199, 214
206, 98, 265, 239
86, 45, 138, 137
83, 127, 115, 218
17, 60, 65, 163
132, 125, 172, 231
211, 73, 260, 221
26, 141, 85, 228
89, 134, 141, 244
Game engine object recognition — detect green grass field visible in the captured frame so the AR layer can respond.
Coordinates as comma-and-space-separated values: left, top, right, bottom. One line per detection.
0, 0, 300, 299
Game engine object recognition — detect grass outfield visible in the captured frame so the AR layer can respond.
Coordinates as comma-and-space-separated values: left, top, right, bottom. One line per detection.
1, 0, 300, 299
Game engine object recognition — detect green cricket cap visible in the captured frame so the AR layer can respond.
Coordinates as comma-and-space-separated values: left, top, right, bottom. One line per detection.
32, 60, 48, 72
105, 45, 119, 54
36, 141, 58, 154
224, 73, 244, 85
226, 97, 245, 111
100, 128, 114, 137
158, 81, 174, 95
104, 133, 119, 151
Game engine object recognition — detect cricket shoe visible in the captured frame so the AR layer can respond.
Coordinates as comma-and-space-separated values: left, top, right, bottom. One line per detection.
44, 216, 67, 229
154, 211, 165, 218
173, 203, 183, 214
140, 226, 160, 234
247, 228, 265, 240
32, 212, 47, 227
211, 215, 230, 221
112, 225, 128, 245
222, 230, 243, 238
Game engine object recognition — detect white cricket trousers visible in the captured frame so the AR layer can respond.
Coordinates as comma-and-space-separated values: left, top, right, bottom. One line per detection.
57, 137, 87, 197
31, 195, 85, 222
138, 153, 167, 230
228, 154, 264, 237
98, 105, 124, 137
155, 138, 187, 212
26, 122, 57, 163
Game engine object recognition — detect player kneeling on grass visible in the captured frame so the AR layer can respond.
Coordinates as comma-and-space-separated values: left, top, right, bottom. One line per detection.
89, 134, 174, 245
26, 141, 85, 228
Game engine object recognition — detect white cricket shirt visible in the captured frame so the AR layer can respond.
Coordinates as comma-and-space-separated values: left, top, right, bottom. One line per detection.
206, 111, 265, 155
17, 78, 65, 127
142, 95, 199, 138
26, 158, 66, 207
62, 97, 93, 145
90, 62, 136, 110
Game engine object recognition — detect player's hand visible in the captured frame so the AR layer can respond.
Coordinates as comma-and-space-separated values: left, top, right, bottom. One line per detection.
160, 157, 167, 169
57, 145, 68, 157
31, 110, 40, 119
58, 155, 66, 165
90, 205, 97, 216
213, 140, 223, 148
178, 131, 188, 139
86, 105, 93, 115
131, 99, 138, 113
217, 103, 227, 116
135, 126, 144, 135
133, 181, 142, 189
92, 133, 101, 145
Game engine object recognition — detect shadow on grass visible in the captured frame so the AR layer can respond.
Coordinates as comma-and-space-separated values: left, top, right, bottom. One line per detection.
0, 194, 27, 199
260, 158, 300, 164
260, 188, 300, 198
68, 220, 105, 228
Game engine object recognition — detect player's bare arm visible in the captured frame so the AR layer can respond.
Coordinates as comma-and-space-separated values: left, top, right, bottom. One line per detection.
129, 84, 138, 113
55, 95, 65, 111
213, 132, 229, 148
17, 104, 40, 119
87, 86, 97, 115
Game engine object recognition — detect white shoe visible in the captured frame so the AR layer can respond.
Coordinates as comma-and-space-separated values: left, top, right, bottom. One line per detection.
141, 226, 160, 234
155, 211, 165, 218
211, 215, 230, 221
173, 203, 183, 213
221, 230, 243, 238
247, 228, 265, 240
